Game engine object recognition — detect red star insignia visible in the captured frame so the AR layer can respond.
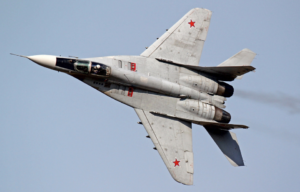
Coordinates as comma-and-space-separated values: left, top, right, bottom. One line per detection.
173, 159, 180, 167
188, 20, 195, 28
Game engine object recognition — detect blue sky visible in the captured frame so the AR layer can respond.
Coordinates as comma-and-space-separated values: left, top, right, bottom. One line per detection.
1, 0, 300, 191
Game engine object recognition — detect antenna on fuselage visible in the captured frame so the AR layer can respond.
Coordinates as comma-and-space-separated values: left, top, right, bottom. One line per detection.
69, 55, 78, 59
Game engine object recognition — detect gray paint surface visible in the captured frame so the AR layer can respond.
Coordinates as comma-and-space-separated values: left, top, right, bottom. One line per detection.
3, 1, 300, 191
5, 6, 261, 187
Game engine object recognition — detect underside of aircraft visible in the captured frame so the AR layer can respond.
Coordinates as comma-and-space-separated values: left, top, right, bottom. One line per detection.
12, 7, 256, 185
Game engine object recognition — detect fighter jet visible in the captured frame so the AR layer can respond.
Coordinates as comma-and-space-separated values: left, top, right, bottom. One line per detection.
12, 8, 256, 185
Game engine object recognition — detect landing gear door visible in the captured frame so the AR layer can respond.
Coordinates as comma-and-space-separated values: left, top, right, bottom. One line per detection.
185, 151, 194, 174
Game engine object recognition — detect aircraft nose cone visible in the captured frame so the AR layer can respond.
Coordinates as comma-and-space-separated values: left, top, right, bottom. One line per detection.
27, 55, 56, 69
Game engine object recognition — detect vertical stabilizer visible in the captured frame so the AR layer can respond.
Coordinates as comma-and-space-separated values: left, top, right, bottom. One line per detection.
205, 128, 244, 166
218, 48, 256, 79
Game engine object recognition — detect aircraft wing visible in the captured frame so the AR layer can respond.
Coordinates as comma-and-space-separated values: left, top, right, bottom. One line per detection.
141, 8, 212, 66
135, 109, 194, 185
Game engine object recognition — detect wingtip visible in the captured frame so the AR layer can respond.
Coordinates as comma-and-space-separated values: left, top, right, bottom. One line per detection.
169, 168, 194, 185
174, 176, 194, 186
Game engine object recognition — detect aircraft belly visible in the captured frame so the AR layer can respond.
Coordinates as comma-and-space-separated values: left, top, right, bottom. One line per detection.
105, 56, 181, 87
139, 92, 177, 114
168, 64, 180, 83
82, 77, 218, 124
16, 6, 254, 186
81, 78, 141, 108
82, 77, 181, 114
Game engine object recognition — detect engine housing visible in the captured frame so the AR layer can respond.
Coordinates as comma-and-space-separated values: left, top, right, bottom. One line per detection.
179, 74, 234, 97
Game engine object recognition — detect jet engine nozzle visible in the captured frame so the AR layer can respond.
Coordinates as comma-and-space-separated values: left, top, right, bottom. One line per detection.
216, 82, 234, 98
214, 107, 231, 123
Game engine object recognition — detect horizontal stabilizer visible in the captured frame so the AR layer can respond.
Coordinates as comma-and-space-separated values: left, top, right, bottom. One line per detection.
218, 48, 256, 79
201, 122, 248, 130
156, 58, 255, 81
205, 128, 244, 167
149, 111, 248, 130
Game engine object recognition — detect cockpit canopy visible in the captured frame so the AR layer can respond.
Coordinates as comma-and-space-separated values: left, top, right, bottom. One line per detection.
56, 58, 110, 77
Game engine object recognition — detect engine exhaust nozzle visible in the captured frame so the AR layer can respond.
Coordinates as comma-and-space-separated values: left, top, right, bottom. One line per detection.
214, 107, 231, 123
216, 82, 234, 98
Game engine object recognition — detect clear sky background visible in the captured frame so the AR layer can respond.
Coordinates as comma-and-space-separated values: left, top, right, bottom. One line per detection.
1, 0, 300, 191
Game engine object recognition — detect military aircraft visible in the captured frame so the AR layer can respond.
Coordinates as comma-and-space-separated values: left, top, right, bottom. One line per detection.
12, 8, 256, 185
